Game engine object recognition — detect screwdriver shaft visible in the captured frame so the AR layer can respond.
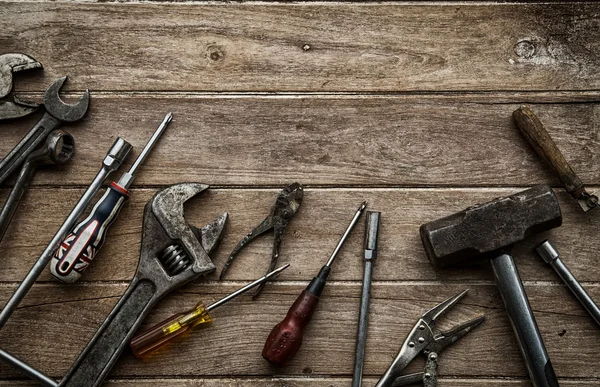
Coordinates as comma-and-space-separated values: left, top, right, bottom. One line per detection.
208, 263, 290, 311
117, 112, 172, 189
326, 201, 367, 267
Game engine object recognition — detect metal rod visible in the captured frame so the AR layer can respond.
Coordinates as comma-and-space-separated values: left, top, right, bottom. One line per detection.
536, 240, 600, 327
207, 264, 290, 311
326, 201, 367, 267
0, 349, 58, 387
117, 113, 172, 189
353, 211, 380, 387
0, 138, 132, 329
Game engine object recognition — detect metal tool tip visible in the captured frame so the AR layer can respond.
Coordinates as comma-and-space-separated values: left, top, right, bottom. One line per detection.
270, 263, 291, 276
164, 112, 173, 122
359, 201, 367, 211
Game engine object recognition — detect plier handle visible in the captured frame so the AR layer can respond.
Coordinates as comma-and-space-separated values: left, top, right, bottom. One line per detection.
376, 289, 485, 387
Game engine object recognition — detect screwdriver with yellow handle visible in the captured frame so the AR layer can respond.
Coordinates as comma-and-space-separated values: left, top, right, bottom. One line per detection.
130, 263, 290, 358
50, 113, 172, 283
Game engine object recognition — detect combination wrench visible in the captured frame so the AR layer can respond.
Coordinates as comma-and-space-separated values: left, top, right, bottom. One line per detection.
0, 76, 89, 186
0, 130, 75, 242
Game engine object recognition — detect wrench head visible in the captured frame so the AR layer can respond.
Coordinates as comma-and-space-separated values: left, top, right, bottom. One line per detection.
0, 53, 43, 98
138, 183, 227, 292
0, 53, 43, 119
44, 76, 90, 122
24, 130, 75, 167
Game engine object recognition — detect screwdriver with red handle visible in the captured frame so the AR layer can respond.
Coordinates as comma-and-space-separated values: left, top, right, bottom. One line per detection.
50, 113, 172, 283
262, 201, 367, 366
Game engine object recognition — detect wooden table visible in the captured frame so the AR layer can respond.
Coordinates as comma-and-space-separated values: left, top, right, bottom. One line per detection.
1, 1, 599, 386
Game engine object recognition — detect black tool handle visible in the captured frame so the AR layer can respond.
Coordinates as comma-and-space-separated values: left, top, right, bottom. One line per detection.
513, 106, 584, 199
51, 182, 129, 283
0, 113, 58, 186
59, 277, 159, 387
490, 253, 559, 387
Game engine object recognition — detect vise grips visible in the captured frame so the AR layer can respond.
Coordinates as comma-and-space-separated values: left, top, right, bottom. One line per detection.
0, 183, 228, 387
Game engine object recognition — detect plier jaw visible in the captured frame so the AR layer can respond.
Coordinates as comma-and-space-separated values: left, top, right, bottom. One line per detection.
376, 290, 485, 387
219, 183, 303, 298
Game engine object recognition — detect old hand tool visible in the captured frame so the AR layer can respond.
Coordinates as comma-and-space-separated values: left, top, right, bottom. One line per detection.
220, 182, 303, 298
59, 183, 227, 387
536, 240, 600, 327
0, 76, 89, 186
0, 183, 227, 387
0, 53, 42, 120
353, 211, 380, 387
514, 106, 598, 212
376, 290, 484, 387
0, 130, 75, 243
262, 201, 367, 366
130, 263, 290, 358
51, 113, 172, 283
420, 185, 562, 387
0, 138, 132, 329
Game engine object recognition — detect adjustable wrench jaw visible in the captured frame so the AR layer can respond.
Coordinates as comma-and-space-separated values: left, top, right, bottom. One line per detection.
0, 53, 43, 120
137, 183, 227, 288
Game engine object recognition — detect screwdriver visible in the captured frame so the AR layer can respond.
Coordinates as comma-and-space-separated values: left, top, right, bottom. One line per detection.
130, 264, 290, 358
50, 113, 172, 283
262, 202, 367, 366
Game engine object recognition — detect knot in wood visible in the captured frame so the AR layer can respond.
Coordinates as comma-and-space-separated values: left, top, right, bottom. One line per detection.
514, 39, 537, 59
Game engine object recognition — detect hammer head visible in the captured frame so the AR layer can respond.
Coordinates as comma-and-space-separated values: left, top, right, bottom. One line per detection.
420, 185, 562, 268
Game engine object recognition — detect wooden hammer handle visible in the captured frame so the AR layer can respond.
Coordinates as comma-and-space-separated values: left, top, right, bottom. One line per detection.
513, 106, 584, 198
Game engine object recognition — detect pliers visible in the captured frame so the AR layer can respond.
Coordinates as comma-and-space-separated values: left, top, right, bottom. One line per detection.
376, 289, 485, 387
219, 182, 303, 298
0, 53, 43, 120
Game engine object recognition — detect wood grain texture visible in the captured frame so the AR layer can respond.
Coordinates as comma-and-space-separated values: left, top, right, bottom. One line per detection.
1, 187, 600, 283
0, 283, 598, 380
1, 379, 598, 387
0, 3, 599, 92
1, 0, 600, 385
2, 98, 600, 187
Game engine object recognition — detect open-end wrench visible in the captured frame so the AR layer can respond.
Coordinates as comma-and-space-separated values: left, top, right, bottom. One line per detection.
0, 138, 132, 329
0, 76, 89, 186
0, 130, 75, 242
0, 53, 43, 120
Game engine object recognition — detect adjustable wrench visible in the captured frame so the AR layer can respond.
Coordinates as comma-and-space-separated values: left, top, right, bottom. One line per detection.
0, 130, 75, 242
0, 76, 89, 186
0, 183, 227, 387
0, 53, 42, 120
59, 183, 227, 386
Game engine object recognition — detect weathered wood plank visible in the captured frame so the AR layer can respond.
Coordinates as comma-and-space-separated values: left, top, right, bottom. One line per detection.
0, 283, 598, 379
2, 98, 600, 187
0, 378, 598, 387
1, 187, 598, 283
1, 378, 598, 387
1, 3, 599, 92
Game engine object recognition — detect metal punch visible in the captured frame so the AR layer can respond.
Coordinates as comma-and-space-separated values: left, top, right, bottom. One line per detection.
376, 290, 484, 387
536, 240, 600, 327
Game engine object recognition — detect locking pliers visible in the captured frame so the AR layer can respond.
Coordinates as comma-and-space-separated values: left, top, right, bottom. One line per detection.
376, 289, 485, 387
